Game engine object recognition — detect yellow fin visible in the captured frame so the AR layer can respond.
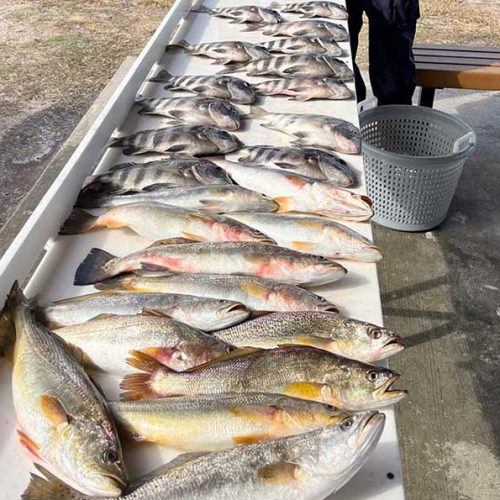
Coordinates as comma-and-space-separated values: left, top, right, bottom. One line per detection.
241, 281, 269, 299
141, 308, 172, 318
273, 197, 292, 212
181, 231, 205, 241
294, 336, 335, 352
147, 238, 195, 248
184, 347, 261, 372
285, 175, 307, 188
88, 313, 118, 321
17, 430, 41, 459
232, 433, 271, 445
296, 219, 323, 230
283, 382, 326, 401
291, 241, 316, 251
39, 395, 69, 427
257, 462, 302, 486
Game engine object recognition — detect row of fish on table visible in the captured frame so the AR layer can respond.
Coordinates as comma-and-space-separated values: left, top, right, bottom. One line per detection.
0, 2, 407, 499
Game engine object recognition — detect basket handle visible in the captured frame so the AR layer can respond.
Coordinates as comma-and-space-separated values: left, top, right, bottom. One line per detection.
452, 131, 476, 154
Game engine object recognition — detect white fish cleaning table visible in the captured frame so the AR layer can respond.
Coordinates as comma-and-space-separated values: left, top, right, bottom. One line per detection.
0, 1, 405, 498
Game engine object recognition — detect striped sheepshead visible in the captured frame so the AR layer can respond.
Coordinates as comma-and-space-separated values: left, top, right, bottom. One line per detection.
248, 106, 361, 154
168, 39, 270, 64
23, 412, 385, 500
120, 346, 407, 411
95, 273, 338, 313
227, 212, 382, 261
245, 19, 349, 41
108, 125, 242, 156
254, 76, 353, 101
193, 5, 283, 24
37, 291, 249, 332
0, 282, 127, 496
59, 203, 275, 243
73, 241, 347, 287
217, 160, 372, 221
213, 311, 403, 363
109, 393, 348, 451
148, 71, 256, 104
220, 54, 353, 80
272, 1, 349, 20
75, 185, 279, 213
258, 36, 344, 56
135, 96, 242, 130
54, 315, 232, 374
78, 158, 233, 199
236, 145, 356, 186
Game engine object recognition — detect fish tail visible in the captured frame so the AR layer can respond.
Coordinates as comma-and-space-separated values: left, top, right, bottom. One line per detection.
0, 281, 26, 357
191, 5, 214, 14
108, 136, 125, 148
22, 464, 82, 500
166, 39, 191, 51
59, 208, 98, 235
147, 69, 173, 83
74, 190, 109, 209
247, 106, 269, 119
74, 248, 117, 286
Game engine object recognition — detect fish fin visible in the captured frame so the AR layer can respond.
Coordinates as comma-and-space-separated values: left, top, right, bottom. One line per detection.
140, 263, 172, 272
39, 395, 70, 427
137, 346, 179, 369
17, 430, 41, 460
142, 183, 177, 191
74, 191, 109, 209
257, 462, 302, 485
166, 144, 189, 153
217, 63, 246, 75
108, 136, 125, 148
0, 281, 26, 357
292, 29, 309, 36
89, 313, 119, 321
166, 39, 191, 51
59, 208, 98, 235
198, 198, 224, 212
22, 463, 80, 500
122, 147, 148, 156
241, 281, 269, 299
247, 106, 269, 119
272, 196, 293, 212
283, 381, 327, 400
94, 276, 130, 291
289, 95, 311, 102
240, 24, 263, 32
146, 237, 196, 247
140, 308, 173, 318
107, 161, 139, 171
293, 336, 336, 351
232, 433, 271, 445
274, 161, 299, 171
249, 310, 271, 318
148, 69, 172, 83
181, 231, 205, 241
184, 347, 260, 372
291, 241, 316, 251
74, 248, 117, 286
191, 84, 212, 93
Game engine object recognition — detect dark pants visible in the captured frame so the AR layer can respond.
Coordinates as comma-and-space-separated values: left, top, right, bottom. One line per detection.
346, 0, 419, 105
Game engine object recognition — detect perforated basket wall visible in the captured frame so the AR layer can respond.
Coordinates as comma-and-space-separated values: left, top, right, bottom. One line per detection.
360, 105, 475, 231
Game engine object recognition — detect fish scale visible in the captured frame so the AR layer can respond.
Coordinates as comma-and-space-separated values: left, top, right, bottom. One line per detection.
273, 1, 349, 20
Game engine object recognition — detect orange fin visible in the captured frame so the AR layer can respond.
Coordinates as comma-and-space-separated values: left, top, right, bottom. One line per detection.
17, 430, 41, 459
257, 462, 302, 485
291, 241, 316, 251
241, 281, 269, 299
39, 395, 70, 427
285, 175, 307, 188
181, 231, 205, 241
232, 433, 271, 445
283, 382, 326, 401
140, 308, 172, 318
294, 336, 335, 352
273, 197, 292, 212
138, 346, 179, 369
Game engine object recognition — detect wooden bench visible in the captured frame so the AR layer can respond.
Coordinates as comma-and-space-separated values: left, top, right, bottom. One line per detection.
414, 44, 500, 107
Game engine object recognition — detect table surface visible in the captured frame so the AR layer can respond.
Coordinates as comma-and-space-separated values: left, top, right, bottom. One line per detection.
0, 1, 405, 498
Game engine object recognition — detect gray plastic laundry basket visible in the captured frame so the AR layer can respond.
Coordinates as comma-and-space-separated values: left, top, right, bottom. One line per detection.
359, 105, 476, 231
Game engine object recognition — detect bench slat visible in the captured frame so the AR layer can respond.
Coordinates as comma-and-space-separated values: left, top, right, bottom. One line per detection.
415, 50, 500, 61
416, 67, 500, 91
415, 56, 500, 67
414, 44, 500, 54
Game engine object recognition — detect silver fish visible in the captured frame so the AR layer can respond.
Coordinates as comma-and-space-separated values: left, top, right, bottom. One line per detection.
95, 273, 338, 313
217, 160, 372, 221
148, 70, 257, 104
219, 54, 353, 80
214, 311, 403, 362
37, 292, 249, 332
74, 241, 347, 287
76, 185, 279, 213
23, 412, 385, 500
78, 159, 233, 198
254, 76, 352, 101
109, 125, 242, 157
272, 1, 349, 20
236, 145, 356, 186
193, 5, 283, 24
135, 96, 242, 130
245, 19, 349, 41
55, 315, 232, 374
227, 212, 382, 261
258, 36, 344, 56
168, 39, 270, 64
248, 106, 361, 154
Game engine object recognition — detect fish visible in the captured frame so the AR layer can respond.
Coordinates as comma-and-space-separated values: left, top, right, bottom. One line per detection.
78, 158, 233, 200
109, 393, 348, 450
148, 70, 257, 104
258, 36, 344, 56
213, 311, 403, 362
37, 292, 249, 332
254, 76, 352, 101
167, 39, 270, 64
120, 346, 407, 411
108, 125, 241, 156
75, 185, 279, 213
54, 315, 232, 374
244, 19, 349, 41
135, 96, 242, 130
217, 160, 372, 221
272, 1, 349, 20
95, 273, 338, 313
59, 203, 275, 243
0, 282, 127, 496
227, 213, 382, 261
236, 145, 356, 186
73, 241, 347, 287
23, 412, 385, 500
193, 5, 283, 24
219, 54, 353, 80
247, 106, 360, 153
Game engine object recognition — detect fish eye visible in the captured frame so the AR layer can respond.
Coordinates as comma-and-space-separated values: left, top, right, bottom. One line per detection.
340, 417, 354, 431
104, 449, 119, 463
368, 327, 382, 339
367, 370, 379, 382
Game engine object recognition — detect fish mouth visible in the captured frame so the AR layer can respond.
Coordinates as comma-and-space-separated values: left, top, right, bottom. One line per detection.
95, 473, 127, 496
380, 336, 405, 357
357, 411, 386, 445
319, 304, 339, 313
374, 374, 407, 405
225, 302, 249, 315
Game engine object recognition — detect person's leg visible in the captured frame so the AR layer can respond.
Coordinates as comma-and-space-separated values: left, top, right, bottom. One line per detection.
346, 0, 366, 102
368, 20, 418, 105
